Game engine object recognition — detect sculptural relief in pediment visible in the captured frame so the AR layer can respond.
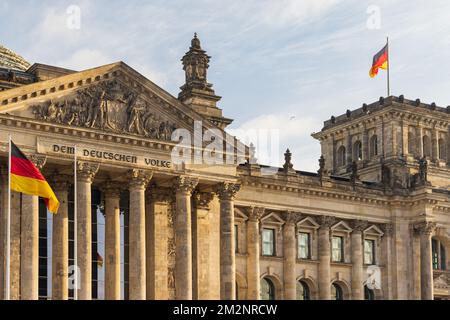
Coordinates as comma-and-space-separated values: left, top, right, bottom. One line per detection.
32, 80, 178, 141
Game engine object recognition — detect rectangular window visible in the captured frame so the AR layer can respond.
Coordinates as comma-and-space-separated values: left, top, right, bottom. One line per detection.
298, 232, 310, 259
364, 239, 376, 265
332, 236, 344, 262
262, 228, 275, 256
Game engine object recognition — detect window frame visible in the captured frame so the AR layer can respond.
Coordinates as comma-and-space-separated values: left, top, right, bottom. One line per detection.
297, 232, 311, 260
364, 239, 376, 265
331, 236, 344, 263
262, 228, 276, 257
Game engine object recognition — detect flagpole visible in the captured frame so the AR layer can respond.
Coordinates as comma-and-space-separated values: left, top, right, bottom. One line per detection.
5, 134, 11, 300
387, 36, 390, 97
73, 145, 78, 300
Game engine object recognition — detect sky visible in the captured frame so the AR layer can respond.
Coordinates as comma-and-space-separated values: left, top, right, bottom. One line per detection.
1, 0, 450, 172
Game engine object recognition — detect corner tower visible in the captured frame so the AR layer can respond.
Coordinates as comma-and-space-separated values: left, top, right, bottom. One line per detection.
178, 33, 232, 129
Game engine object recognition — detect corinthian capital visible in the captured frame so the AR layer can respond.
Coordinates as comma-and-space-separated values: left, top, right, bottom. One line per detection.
282, 211, 299, 225
77, 161, 99, 183
29, 154, 47, 170
318, 215, 336, 229
148, 185, 173, 204
351, 220, 369, 232
101, 181, 123, 198
49, 174, 72, 192
246, 206, 265, 222
414, 221, 437, 235
173, 176, 199, 195
129, 169, 153, 189
193, 191, 214, 210
216, 182, 241, 201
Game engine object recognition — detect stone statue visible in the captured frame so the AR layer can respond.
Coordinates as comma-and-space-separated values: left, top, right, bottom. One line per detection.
419, 156, 428, 183
127, 98, 146, 135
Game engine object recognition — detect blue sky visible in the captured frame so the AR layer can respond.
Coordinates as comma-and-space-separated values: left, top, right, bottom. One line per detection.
2, 0, 450, 171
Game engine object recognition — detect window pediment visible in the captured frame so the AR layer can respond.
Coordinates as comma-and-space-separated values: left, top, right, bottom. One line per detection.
297, 217, 320, 230
331, 221, 352, 234
364, 225, 384, 238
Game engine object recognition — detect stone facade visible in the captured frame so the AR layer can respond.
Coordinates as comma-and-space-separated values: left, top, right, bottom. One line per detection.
0, 36, 449, 300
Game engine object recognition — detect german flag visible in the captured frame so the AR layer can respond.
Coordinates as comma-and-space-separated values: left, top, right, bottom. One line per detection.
97, 252, 104, 268
369, 43, 388, 78
10, 141, 59, 214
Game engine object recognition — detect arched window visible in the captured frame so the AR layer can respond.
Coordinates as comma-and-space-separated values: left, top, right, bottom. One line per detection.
369, 135, 378, 158
364, 285, 375, 300
337, 146, 346, 167
296, 280, 311, 300
423, 135, 432, 157
260, 278, 275, 300
331, 283, 343, 300
432, 238, 447, 270
438, 138, 446, 160
353, 141, 362, 161
408, 131, 415, 155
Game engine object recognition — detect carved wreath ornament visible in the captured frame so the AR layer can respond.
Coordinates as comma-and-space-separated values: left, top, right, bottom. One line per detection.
32, 80, 177, 141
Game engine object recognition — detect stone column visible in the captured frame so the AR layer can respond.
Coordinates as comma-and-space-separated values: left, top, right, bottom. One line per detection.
21, 155, 46, 300
351, 220, 367, 300
146, 187, 171, 300
401, 121, 409, 157
283, 212, 297, 300
411, 226, 421, 299
246, 207, 264, 300
128, 170, 152, 300
345, 130, 352, 164
192, 191, 214, 300
362, 126, 369, 161
51, 175, 71, 300
318, 216, 335, 300
415, 221, 436, 300
76, 161, 99, 300
417, 126, 424, 158
431, 129, 439, 161
381, 224, 394, 300
102, 182, 122, 300
173, 176, 198, 300
216, 182, 241, 300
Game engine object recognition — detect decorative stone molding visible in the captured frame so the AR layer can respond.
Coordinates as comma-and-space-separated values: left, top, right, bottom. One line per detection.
173, 176, 199, 195
128, 169, 152, 189
29, 154, 47, 170
76, 161, 99, 183
215, 182, 241, 201
246, 206, 265, 222
414, 221, 437, 235
192, 191, 214, 210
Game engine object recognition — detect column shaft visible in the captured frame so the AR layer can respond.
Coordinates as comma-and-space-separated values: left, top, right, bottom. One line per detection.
246, 207, 263, 300
318, 217, 333, 300
129, 170, 151, 300
217, 182, 240, 300
416, 222, 435, 300
104, 185, 121, 300
51, 176, 71, 300
76, 162, 98, 300
283, 214, 296, 300
351, 227, 364, 300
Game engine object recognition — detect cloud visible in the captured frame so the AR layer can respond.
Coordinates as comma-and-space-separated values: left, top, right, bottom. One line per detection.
56, 48, 112, 71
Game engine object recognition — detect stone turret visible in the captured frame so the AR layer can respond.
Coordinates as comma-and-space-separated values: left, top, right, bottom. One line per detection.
178, 33, 232, 129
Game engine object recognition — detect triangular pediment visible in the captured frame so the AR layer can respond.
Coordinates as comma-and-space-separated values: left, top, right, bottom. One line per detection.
234, 207, 248, 221
0, 62, 234, 145
364, 225, 384, 237
297, 217, 320, 230
261, 212, 285, 225
331, 221, 352, 234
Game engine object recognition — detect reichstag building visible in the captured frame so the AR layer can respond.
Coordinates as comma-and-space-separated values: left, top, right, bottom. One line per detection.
0, 35, 449, 300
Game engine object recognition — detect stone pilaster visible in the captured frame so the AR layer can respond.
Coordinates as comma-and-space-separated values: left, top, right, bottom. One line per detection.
21, 155, 46, 300
351, 220, 367, 300
50, 174, 71, 300
76, 161, 99, 300
102, 182, 122, 300
414, 221, 436, 300
246, 206, 264, 300
146, 186, 172, 300
192, 191, 214, 300
173, 176, 198, 300
216, 182, 240, 300
417, 126, 424, 158
318, 216, 335, 300
431, 129, 439, 161
128, 169, 152, 300
381, 223, 394, 299
283, 212, 297, 300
